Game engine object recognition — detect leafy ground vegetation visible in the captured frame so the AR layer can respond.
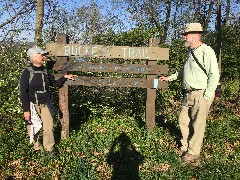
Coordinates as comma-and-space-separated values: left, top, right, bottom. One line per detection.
0, 90, 239, 179
0, 29, 239, 179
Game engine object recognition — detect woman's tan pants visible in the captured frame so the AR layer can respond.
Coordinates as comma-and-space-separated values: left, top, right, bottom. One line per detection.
27, 104, 54, 151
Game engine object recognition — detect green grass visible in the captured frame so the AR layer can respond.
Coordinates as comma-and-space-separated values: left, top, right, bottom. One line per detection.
0, 101, 239, 179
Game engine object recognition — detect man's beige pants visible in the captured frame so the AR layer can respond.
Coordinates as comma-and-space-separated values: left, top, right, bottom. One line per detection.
179, 89, 214, 155
27, 104, 55, 151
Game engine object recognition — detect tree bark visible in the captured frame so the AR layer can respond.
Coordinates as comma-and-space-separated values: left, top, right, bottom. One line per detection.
162, 1, 172, 44
34, 0, 44, 46
216, 0, 222, 74
203, 0, 214, 31
224, 0, 231, 27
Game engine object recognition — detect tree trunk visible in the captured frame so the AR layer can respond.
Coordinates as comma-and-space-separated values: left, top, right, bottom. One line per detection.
89, 0, 96, 45
224, 0, 231, 27
34, 0, 44, 46
216, 0, 222, 74
162, 1, 172, 44
50, 0, 56, 42
203, 0, 214, 31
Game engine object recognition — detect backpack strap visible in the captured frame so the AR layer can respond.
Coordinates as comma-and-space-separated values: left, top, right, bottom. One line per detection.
27, 66, 48, 104
190, 49, 207, 75
26, 66, 34, 84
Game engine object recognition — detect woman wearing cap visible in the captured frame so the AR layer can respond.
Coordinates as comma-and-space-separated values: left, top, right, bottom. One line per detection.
19, 47, 75, 154
159, 23, 219, 162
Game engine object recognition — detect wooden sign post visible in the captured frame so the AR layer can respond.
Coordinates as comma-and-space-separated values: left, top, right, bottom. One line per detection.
146, 38, 158, 132
46, 34, 169, 138
56, 33, 70, 139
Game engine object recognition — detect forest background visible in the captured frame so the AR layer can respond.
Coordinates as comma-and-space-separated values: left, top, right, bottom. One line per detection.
0, 0, 239, 179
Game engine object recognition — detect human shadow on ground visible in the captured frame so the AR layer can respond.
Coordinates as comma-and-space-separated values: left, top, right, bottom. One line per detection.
107, 132, 144, 180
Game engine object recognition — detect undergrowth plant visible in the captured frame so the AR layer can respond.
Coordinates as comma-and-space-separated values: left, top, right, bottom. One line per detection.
0, 30, 239, 179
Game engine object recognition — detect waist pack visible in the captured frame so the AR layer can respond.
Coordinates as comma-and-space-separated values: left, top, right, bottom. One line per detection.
46, 102, 58, 117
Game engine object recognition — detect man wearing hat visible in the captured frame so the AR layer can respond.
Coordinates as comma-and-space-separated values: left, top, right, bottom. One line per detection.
159, 23, 219, 162
19, 47, 76, 154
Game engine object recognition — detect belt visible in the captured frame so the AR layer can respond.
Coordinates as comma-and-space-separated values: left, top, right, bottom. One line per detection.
35, 103, 46, 107
183, 88, 202, 93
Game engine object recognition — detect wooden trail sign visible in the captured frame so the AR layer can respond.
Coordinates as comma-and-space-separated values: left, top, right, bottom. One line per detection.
46, 44, 169, 60
46, 33, 169, 138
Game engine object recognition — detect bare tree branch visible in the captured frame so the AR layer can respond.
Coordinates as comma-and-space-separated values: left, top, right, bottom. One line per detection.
0, 1, 35, 29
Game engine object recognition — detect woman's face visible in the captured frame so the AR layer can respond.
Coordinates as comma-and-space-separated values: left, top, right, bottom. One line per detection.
32, 53, 46, 66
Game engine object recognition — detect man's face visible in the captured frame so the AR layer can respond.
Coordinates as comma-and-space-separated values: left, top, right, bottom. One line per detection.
182, 33, 196, 47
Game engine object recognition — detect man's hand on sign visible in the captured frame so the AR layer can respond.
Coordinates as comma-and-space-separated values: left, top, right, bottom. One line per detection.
159, 76, 169, 81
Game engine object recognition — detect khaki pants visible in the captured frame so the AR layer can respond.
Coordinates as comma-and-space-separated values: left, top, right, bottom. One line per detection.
27, 104, 55, 151
179, 89, 213, 155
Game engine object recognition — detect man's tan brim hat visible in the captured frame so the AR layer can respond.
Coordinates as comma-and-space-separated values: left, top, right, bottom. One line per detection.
180, 23, 205, 35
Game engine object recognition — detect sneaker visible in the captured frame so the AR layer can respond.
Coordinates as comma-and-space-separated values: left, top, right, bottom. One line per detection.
181, 153, 200, 162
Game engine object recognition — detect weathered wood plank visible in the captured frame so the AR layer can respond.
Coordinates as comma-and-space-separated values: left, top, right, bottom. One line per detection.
51, 61, 168, 74
46, 43, 169, 60
64, 76, 168, 89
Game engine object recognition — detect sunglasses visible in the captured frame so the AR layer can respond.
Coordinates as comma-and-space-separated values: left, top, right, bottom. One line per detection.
38, 53, 47, 56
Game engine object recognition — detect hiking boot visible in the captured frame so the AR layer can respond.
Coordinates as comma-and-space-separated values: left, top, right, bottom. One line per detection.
181, 153, 200, 162
33, 150, 42, 156
175, 149, 186, 157
45, 148, 59, 156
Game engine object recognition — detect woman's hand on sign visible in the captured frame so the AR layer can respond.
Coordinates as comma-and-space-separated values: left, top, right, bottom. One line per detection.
64, 74, 77, 80
159, 76, 169, 81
